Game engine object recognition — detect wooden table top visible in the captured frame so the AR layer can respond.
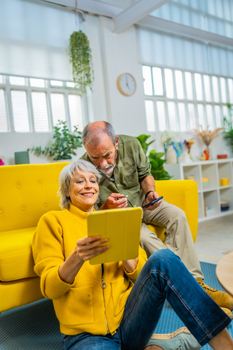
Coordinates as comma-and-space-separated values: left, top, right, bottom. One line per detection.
216, 252, 233, 297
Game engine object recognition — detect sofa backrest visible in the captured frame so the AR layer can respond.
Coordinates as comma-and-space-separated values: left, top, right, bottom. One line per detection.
0, 162, 70, 232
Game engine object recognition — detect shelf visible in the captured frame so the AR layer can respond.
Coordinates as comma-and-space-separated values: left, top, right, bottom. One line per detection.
164, 158, 233, 222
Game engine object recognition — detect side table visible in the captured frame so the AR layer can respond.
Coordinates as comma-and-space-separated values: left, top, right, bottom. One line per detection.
216, 252, 233, 296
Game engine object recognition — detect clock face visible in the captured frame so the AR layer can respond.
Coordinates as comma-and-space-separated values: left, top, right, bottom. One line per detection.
117, 73, 136, 96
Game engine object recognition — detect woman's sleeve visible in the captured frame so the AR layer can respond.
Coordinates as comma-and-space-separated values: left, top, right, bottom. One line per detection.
32, 213, 75, 300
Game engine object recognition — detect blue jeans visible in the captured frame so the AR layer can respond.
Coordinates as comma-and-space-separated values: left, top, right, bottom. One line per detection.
62, 250, 231, 350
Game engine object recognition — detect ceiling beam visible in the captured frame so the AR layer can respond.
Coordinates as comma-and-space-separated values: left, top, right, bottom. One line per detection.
113, 0, 171, 33
138, 16, 233, 48
40, 0, 122, 16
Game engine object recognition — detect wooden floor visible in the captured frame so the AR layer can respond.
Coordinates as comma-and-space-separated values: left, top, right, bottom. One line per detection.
195, 214, 233, 264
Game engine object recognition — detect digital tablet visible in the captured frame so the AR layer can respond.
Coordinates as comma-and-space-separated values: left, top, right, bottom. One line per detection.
87, 207, 143, 265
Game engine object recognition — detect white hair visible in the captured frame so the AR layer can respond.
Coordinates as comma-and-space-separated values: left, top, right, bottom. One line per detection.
58, 159, 102, 209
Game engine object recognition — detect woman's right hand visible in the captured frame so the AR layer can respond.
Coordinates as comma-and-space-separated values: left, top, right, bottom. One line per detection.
58, 236, 109, 284
76, 236, 109, 262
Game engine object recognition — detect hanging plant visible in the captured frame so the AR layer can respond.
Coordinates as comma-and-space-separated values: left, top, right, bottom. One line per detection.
69, 30, 94, 93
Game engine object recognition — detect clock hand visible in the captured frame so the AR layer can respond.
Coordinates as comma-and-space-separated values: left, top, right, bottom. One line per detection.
126, 76, 129, 88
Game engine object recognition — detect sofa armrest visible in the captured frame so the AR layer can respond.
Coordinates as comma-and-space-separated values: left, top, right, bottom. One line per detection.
154, 180, 198, 243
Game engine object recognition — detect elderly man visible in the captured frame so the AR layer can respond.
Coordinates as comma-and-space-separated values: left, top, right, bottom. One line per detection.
80, 121, 233, 318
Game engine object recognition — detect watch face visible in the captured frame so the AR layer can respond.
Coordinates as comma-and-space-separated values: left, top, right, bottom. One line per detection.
118, 73, 136, 96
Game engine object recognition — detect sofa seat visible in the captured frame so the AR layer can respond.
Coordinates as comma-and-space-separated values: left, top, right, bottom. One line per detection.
0, 227, 36, 282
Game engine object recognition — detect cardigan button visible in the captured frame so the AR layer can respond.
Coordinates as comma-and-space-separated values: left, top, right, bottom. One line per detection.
43, 203, 48, 207
38, 182, 42, 186
22, 206, 26, 211
16, 184, 20, 188
0, 210, 2, 214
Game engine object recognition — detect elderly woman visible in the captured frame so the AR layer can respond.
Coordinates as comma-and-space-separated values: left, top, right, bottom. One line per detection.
32, 160, 233, 350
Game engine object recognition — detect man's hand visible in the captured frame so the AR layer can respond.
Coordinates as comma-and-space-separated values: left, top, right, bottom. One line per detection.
145, 191, 162, 211
100, 193, 127, 210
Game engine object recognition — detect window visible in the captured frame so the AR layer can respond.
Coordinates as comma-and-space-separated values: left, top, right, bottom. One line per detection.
0, 89, 8, 132
143, 65, 232, 132
0, 75, 84, 133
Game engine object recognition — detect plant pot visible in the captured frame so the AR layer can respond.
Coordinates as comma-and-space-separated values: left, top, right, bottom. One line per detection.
166, 145, 177, 164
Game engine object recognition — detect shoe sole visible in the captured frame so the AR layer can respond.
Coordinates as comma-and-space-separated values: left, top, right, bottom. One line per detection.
151, 327, 190, 341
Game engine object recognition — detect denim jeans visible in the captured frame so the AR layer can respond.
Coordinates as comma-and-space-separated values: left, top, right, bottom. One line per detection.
62, 250, 231, 350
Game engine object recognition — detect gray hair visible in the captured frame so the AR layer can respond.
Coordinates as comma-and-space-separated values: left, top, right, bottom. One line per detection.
58, 159, 102, 210
82, 121, 116, 147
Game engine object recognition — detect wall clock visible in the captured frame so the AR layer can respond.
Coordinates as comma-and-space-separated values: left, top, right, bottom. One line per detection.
117, 73, 137, 96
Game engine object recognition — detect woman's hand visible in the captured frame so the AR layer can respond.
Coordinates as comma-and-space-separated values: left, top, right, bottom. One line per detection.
123, 258, 139, 273
58, 236, 109, 284
76, 236, 109, 262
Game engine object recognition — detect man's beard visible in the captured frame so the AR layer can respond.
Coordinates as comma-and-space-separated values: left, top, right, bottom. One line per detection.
98, 163, 116, 177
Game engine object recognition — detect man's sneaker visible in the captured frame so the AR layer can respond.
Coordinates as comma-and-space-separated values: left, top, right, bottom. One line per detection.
221, 307, 233, 319
144, 327, 201, 350
196, 278, 233, 310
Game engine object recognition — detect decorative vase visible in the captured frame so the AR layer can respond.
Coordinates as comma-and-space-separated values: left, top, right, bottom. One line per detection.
166, 145, 177, 164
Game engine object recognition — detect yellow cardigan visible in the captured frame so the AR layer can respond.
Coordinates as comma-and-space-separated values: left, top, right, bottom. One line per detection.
32, 204, 147, 336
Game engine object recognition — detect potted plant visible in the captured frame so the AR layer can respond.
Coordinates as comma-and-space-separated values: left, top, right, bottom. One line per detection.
223, 102, 233, 154
135, 134, 172, 180
69, 30, 94, 93
28, 120, 83, 160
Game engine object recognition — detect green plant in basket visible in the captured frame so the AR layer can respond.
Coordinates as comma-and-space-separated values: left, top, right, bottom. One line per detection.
136, 134, 172, 180
69, 30, 94, 93
28, 120, 82, 160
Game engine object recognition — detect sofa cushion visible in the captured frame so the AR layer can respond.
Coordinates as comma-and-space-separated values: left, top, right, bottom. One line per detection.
0, 227, 37, 282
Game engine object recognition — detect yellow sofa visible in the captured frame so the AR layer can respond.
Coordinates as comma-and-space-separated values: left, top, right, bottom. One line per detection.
0, 162, 198, 313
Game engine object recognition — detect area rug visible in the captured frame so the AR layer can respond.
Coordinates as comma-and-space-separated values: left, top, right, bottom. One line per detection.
0, 262, 232, 349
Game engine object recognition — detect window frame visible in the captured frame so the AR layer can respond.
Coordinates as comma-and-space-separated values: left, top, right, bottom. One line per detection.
0, 75, 85, 133
143, 64, 232, 132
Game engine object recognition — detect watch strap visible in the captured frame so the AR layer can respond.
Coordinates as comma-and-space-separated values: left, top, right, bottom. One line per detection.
145, 191, 153, 200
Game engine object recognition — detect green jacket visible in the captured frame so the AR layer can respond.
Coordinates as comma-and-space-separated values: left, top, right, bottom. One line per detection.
80, 135, 151, 208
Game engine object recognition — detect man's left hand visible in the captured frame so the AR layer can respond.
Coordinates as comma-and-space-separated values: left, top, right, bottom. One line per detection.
145, 191, 162, 211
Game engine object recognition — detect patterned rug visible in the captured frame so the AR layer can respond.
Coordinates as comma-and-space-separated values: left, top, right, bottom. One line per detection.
0, 262, 232, 349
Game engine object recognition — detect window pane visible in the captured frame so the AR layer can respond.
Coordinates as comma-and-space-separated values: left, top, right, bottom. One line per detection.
168, 102, 177, 131
145, 100, 155, 132
156, 101, 166, 131
175, 70, 184, 99
142, 66, 153, 95
197, 104, 205, 128
31, 92, 49, 132
50, 93, 66, 126
0, 89, 8, 132
0, 75, 3, 84
212, 76, 220, 102
228, 78, 233, 104
10, 76, 26, 86
66, 82, 76, 88
222, 105, 230, 122
164, 69, 174, 98
152, 67, 163, 96
188, 103, 196, 129
203, 75, 212, 102
178, 103, 186, 131
68, 95, 83, 132
220, 77, 227, 103
50, 80, 63, 87
11, 90, 30, 132
215, 105, 222, 127
206, 105, 214, 130
194, 73, 203, 100
185, 72, 193, 100
30, 78, 45, 88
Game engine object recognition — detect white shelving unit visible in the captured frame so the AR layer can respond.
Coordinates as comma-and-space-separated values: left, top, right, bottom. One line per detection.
164, 158, 233, 222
